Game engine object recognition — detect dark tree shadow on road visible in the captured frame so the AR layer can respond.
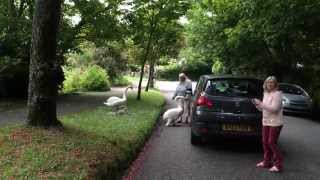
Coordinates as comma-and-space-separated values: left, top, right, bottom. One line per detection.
284, 112, 319, 123
199, 137, 263, 153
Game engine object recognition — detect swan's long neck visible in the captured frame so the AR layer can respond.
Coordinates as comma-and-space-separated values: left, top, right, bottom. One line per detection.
177, 100, 184, 110
122, 87, 130, 100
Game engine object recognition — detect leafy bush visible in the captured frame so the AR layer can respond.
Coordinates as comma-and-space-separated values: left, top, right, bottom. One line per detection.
111, 76, 130, 87
181, 61, 212, 80
66, 42, 128, 82
212, 59, 225, 74
157, 61, 212, 81
63, 65, 110, 93
0, 57, 29, 98
157, 64, 181, 81
63, 67, 82, 93
93, 45, 128, 81
80, 65, 110, 91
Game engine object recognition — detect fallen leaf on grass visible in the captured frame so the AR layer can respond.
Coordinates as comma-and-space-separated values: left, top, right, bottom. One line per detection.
8, 129, 32, 144
73, 148, 81, 158
88, 159, 99, 169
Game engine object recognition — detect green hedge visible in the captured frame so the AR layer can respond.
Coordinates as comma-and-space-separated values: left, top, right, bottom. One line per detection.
157, 61, 212, 81
63, 65, 110, 93
80, 65, 110, 91
111, 76, 131, 87
157, 64, 181, 81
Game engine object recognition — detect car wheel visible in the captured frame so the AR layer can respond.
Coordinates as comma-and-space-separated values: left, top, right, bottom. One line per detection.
191, 131, 203, 145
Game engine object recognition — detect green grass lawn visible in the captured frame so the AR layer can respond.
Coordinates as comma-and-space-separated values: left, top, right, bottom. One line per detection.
0, 90, 165, 179
124, 75, 148, 84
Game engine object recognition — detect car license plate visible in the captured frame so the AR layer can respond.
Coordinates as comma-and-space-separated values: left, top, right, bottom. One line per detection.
222, 124, 252, 132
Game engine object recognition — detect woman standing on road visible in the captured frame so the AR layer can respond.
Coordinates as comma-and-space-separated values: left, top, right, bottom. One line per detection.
253, 76, 284, 172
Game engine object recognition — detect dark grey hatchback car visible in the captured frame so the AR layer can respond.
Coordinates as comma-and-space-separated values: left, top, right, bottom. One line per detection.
190, 75, 263, 145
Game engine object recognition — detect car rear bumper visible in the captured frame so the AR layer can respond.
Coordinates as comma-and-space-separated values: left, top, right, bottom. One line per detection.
191, 110, 262, 138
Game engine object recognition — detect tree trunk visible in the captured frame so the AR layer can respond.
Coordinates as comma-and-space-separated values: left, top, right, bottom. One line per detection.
145, 61, 155, 92
27, 0, 62, 127
137, 63, 146, 100
137, 7, 157, 100
145, 67, 151, 92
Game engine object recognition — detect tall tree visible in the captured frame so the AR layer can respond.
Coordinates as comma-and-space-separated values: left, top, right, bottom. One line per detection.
134, 0, 158, 100
0, 0, 124, 97
27, 0, 62, 127
186, 0, 320, 84
145, 20, 185, 91
126, 0, 189, 99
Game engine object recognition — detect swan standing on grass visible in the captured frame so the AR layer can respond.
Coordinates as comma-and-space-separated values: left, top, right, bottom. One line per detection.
104, 86, 133, 112
163, 96, 185, 126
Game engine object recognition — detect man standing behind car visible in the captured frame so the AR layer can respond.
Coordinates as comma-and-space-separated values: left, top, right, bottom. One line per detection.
172, 73, 193, 124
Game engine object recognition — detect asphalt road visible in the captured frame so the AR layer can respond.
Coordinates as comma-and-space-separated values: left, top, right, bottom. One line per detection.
128, 81, 320, 180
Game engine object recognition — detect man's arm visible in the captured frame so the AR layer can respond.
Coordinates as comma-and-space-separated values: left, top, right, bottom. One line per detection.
172, 91, 177, 99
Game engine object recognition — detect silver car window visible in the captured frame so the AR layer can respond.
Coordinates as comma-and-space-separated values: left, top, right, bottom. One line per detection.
279, 85, 306, 96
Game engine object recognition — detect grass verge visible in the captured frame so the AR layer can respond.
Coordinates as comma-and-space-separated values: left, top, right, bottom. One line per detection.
0, 90, 165, 179
124, 75, 148, 85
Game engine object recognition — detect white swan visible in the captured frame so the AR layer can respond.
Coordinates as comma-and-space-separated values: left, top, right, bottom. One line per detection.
104, 86, 133, 108
163, 96, 185, 126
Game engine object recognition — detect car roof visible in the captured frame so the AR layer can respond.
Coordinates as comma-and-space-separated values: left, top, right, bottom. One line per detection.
199, 74, 262, 81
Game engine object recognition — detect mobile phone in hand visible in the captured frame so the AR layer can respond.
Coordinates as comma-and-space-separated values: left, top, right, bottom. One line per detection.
251, 98, 258, 105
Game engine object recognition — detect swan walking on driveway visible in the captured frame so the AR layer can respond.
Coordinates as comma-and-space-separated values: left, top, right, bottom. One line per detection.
104, 86, 133, 112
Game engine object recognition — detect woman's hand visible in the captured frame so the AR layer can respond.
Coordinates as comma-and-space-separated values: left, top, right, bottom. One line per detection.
252, 98, 261, 105
252, 98, 263, 110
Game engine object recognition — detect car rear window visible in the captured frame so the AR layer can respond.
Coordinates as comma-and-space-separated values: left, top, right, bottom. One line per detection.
204, 79, 262, 98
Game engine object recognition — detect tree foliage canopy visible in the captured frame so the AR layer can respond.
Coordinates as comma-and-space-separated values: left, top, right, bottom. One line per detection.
1, 0, 320, 99
185, 0, 320, 87
0, 0, 126, 96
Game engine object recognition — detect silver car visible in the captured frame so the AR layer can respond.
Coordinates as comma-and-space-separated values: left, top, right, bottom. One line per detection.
279, 83, 313, 115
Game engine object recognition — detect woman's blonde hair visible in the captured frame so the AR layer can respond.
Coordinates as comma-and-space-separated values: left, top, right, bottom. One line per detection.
263, 76, 279, 92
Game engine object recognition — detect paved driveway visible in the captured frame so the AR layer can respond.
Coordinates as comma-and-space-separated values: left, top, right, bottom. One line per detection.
126, 81, 320, 180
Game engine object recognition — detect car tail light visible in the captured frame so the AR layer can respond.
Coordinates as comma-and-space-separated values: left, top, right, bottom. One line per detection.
198, 127, 209, 134
196, 94, 213, 108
